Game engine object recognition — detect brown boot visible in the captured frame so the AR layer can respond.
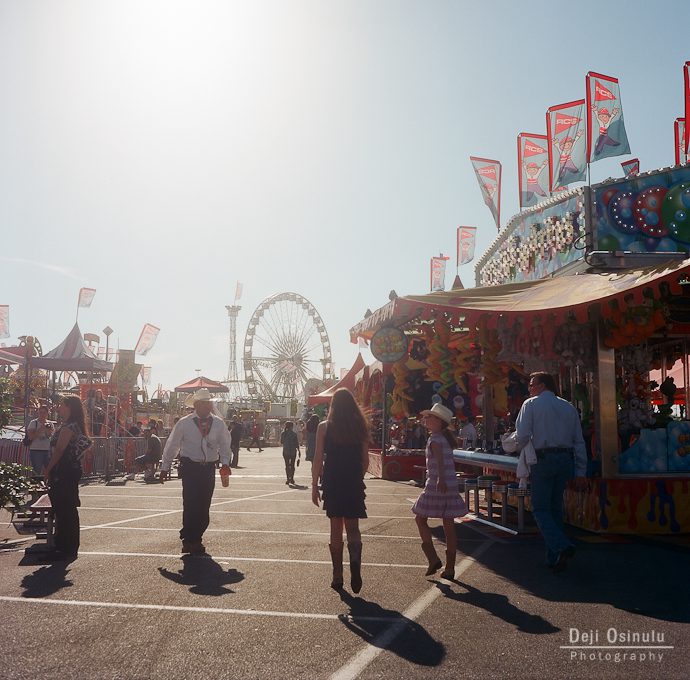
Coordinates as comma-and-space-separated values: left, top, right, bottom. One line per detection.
329, 543, 344, 590
421, 542, 443, 576
441, 549, 456, 580
348, 542, 362, 594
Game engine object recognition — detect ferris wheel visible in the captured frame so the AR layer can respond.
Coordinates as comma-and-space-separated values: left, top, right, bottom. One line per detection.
243, 292, 333, 402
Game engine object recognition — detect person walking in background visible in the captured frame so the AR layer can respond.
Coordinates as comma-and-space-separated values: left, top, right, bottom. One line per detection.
43, 396, 91, 562
412, 403, 467, 580
247, 420, 263, 452
280, 421, 300, 485
26, 405, 53, 476
305, 414, 320, 463
312, 389, 369, 593
134, 422, 162, 482
229, 416, 243, 468
515, 372, 587, 572
159, 388, 232, 555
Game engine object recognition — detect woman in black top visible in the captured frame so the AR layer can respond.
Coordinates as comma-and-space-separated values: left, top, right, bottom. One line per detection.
44, 396, 90, 561
312, 389, 369, 592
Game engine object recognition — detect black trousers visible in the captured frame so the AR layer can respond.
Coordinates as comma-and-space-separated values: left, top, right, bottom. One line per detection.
179, 458, 216, 544
283, 453, 296, 482
48, 466, 82, 556
231, 444, 240, 467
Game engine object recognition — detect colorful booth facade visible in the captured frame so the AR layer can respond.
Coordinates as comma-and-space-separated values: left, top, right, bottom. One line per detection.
351, 165, 690, 534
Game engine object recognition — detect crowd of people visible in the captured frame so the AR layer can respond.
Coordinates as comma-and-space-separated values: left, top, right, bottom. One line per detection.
20, 371, 585, 582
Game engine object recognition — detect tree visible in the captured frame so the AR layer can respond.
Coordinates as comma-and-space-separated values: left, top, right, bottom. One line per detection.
0, 376, 12, 430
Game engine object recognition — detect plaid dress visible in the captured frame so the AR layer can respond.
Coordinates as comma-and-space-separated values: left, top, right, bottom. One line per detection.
411, 432, 467, 519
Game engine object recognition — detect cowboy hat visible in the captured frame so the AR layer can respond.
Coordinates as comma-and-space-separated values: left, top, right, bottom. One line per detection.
420, 403, 453, 425
185, 388, 214, 407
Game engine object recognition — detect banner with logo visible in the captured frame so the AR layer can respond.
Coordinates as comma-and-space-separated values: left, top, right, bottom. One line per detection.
430, 256, 449, 292
546, 100, 587, 192
0, 305, 9, 339
77, 287, 96, 308
675, 119, 687, 165
134, 323, 160, 356
621, 158, 640, 177
517, 133, 549, 208
140, 366, 151, 386
586, 72, 631, 162
470, 156, 501, 229
456, 227, 477, 266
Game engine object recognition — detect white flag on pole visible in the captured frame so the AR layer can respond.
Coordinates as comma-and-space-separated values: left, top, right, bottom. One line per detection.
134, 323, 160, 356
140, 366, 152, 385
0, 306, 9, 339
235, 281, 243, 303
78, 288, 96, 308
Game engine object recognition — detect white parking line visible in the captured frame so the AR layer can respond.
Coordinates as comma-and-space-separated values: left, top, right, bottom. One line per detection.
81, 489, 298, 530
0, 595, 399, 622
329, 539, 495, 680
78, 526, 427, 540
81, 510, 413, 519
78, 497, 410, 507
65, 550, 430, 568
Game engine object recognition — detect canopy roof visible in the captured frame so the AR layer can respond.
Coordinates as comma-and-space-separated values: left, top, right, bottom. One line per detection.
175, 376, 229, 393
31, 323, 113, 372
350, 258, 690, 342
0, 346, 27, 365
307, 353, 366, 405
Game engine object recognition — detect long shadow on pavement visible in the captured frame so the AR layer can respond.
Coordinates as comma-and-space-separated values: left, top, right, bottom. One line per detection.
158, 555, 244, 596
20, 562, 74, 598
442, 523, 690, 625
435, 579, 560, 634
337, 590, 445, 667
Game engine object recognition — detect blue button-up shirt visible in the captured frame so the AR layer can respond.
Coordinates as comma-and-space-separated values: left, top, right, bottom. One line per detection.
515, 390, 587, 477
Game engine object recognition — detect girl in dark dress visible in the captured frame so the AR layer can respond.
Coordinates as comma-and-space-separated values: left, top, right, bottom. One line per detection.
43, 396, 90, 562
312, 388, 369, 593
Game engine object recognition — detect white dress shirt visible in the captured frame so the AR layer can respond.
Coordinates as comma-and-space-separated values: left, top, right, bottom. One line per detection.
515, 390, 587, 477
161, 412, 231, 471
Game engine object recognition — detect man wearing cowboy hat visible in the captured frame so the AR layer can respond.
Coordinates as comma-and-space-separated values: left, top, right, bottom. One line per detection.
160, 388, 232, 555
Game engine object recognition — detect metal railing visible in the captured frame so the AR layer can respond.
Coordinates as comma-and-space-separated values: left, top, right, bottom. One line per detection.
0, 437, 167, 479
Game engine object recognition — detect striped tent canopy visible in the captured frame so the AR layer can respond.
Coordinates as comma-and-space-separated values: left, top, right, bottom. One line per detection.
31, 323, 113, 372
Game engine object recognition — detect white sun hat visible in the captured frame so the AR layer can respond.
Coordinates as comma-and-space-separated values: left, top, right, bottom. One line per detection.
420, 403, 453, 425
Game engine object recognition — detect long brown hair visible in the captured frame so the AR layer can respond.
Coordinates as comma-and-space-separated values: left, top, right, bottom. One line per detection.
440, 423, 458, 449
327, 388, 368, 446
63, 396, 89, 436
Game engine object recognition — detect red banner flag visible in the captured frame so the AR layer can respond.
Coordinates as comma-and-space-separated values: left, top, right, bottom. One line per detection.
134, 323, 160, 356
675, 119, 687, 165
682, 61, 690, 156
77, 287, 96, 308
586, 72, 631, 162
518, 133, 549, 208
470, 156, 501, 230
621, 159, 640, 177
456, 227, 477, 267
547, 100, 587, 192
430, 256, 449, 292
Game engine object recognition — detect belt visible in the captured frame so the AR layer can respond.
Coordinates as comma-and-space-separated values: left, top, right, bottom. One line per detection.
180, 457, 217, 467
535, 447, 574, 455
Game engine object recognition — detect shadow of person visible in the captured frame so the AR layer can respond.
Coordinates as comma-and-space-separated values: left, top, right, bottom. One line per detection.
337, 590, 444, 666
435, 580, 560, 635
290, 483, 309, 490
158, 555, 244, 596
20, 562, 74, 598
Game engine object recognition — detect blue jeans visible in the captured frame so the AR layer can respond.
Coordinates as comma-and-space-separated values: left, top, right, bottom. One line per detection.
530, 451, 574, 565
29, 449, 50, 475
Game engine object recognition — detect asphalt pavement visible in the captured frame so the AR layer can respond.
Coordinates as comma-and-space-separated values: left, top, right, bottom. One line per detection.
0, 446, 688, 680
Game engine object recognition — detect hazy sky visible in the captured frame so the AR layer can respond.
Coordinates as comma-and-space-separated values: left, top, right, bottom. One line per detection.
2, 0, 689, 392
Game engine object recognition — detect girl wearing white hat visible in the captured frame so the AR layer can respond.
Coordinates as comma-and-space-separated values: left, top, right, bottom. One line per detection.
411, 403, 467, 579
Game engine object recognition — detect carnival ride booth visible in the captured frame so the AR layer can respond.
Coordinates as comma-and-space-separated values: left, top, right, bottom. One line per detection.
350, 164, 690, 534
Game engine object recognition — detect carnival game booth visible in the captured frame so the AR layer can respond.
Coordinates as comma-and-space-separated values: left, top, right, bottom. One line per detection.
350, 164, 690, 534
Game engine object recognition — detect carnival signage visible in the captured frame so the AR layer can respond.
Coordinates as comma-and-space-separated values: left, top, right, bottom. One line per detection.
370, 327, 407, 363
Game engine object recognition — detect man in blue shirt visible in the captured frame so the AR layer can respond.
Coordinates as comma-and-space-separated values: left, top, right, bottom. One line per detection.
516, 372, 587, 572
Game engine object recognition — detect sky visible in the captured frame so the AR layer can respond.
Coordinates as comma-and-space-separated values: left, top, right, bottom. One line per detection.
2, 0, 690, 394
